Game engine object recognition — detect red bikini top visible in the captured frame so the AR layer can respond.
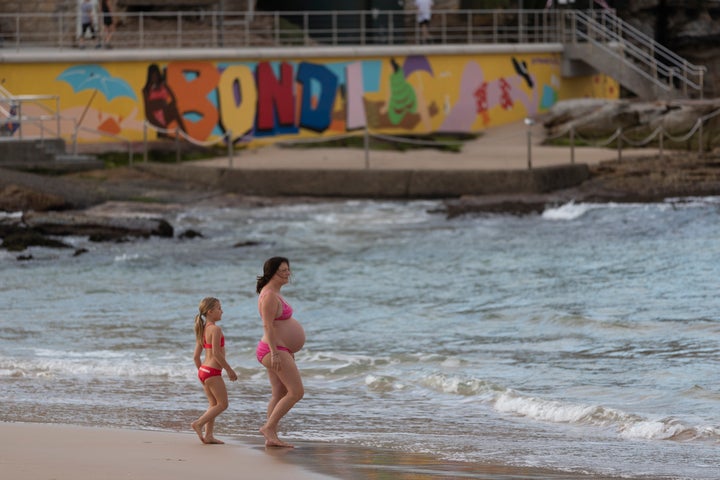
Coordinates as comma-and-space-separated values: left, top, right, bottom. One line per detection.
203, 335, 225, 349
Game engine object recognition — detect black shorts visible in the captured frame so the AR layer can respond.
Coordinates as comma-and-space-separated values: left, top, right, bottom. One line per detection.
103, 15, 113, 27
80, 22, 95, 37
418, 19, 430, 27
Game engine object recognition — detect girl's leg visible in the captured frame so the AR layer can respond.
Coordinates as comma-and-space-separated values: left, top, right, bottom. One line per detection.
260, 351, 304, 447
191, 377, 228, 444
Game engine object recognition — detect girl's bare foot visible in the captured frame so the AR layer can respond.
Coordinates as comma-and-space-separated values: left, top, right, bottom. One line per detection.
191, 421, 206, 444
204, 437, 225, 445
259, 425, 294, 448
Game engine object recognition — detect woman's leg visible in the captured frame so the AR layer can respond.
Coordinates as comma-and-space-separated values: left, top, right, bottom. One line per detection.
265, 372, 288, 420
260, 351, 304, 447
191, 376, 228, 444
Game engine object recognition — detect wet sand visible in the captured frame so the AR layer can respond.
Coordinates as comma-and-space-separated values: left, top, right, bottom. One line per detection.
1, 422, 641, 479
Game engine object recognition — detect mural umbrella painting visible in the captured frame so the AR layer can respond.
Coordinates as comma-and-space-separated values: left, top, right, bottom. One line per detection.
56, 65, 137, 137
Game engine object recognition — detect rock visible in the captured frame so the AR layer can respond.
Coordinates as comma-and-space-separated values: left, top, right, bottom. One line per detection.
0, 184, 69, 212
233, 240, 262, 248
22, 211, 174, 239
1, 230, 72, 252
443, 151, 720, 217
179, 229, 204, 239
1, 210, 175, 251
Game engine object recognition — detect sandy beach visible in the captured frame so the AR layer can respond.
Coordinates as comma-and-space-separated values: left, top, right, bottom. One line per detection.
0, 422, 337, 480
1, 422, 640, 479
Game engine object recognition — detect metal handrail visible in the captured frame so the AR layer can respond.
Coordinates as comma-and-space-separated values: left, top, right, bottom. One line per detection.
569, 10, 705, 97
0, 9, 588, 49
0, 94, 61, 141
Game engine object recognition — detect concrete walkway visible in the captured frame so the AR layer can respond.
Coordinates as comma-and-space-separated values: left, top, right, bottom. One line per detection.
187, 121, 655, 172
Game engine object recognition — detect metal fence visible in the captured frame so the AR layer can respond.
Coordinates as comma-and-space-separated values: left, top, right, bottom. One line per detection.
0, 8, 576, 50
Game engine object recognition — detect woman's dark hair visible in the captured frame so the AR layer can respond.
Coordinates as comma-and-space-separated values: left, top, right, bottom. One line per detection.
256, 256, 290, 294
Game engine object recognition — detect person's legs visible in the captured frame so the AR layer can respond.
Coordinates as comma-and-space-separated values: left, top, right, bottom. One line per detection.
103, 20, 114, 46
202, 378, 226, 444
420, 19, 430, 43
191, 376, 228, 444
78, 23, 90, 47
260, 351, 304, 447
265, 370, 288, 420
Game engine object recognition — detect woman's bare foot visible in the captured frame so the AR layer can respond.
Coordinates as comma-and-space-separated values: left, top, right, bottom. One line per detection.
259, 425, 294, 448
191, 421, 206, 444
204, 437, 225, 445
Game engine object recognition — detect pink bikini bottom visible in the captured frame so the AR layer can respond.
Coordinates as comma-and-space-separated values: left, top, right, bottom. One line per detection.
256, 341, 293, 363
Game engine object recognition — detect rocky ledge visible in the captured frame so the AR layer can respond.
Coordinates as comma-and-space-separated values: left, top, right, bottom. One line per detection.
445, 151, 720, 217
3, 148, 720, 256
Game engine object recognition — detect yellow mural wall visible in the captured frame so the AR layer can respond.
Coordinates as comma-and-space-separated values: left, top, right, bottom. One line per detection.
0, 51, 618, 146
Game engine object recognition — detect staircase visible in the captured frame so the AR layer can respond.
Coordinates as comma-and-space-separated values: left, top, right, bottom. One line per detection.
560, 10, 705, 100
0, 85, 102, 172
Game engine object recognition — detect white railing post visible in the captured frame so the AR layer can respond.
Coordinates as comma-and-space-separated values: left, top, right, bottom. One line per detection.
388, 11, 394, 45
304, 12, 309, 46
227, 130, 233, 168
364, 126, 370, 169
139, 13, 144, 49
17, 102, 23, 140
698, 119, 703, 157
143, 122, 148, 163
467, 11, 472, 44
360, 11, 366, 45
55, 97, 61, 139
177, 12, 182, 48
524, 118, 533, 170
274, 11, 279, 45
175, 128, 181, 163
332, 11, 337, 45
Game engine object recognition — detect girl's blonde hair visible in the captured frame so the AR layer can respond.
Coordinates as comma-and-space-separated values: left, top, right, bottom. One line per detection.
194, 297, 219, 344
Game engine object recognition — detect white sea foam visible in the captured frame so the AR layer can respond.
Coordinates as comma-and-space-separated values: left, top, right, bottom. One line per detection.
365, 374, 406, 392
541, 201, 594, 220
113, 252, 141, 262
0, 211, 22, 219
493, 391, 720, 442
0, 352, 187, 380
421, 373, 500, 397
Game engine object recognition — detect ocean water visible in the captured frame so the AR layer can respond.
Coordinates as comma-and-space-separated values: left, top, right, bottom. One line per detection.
1, 197, 719, 479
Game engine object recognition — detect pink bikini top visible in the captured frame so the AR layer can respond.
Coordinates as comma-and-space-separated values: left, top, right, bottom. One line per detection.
276, 297, 293, 321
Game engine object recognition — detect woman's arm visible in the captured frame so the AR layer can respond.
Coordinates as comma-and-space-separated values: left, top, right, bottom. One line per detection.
259, 293, 282, 371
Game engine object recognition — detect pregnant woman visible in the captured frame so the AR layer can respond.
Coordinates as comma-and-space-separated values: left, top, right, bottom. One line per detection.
255, 257, 306, 447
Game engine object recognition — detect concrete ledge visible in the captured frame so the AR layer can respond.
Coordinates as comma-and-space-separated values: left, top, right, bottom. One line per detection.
136, 163, 590, 198
0, 44, 564, 64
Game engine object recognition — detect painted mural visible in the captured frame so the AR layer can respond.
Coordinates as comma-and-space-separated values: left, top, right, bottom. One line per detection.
1, 53, 618, 145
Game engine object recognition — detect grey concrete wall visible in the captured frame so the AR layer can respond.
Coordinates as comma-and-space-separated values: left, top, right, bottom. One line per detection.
135, 163, 590, 198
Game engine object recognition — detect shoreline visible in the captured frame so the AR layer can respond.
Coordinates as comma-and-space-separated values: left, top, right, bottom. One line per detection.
1, 421, 650, 479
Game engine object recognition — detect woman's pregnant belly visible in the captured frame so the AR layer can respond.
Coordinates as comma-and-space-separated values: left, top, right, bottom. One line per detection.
276, 318, 305, 353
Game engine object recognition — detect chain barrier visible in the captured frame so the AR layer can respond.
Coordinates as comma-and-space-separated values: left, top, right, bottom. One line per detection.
545, 107, 720, 162
142, 122, 234, 167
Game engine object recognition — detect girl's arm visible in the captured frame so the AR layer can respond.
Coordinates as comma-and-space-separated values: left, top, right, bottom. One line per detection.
193, 341, 203, 369
210, 326, 237, 381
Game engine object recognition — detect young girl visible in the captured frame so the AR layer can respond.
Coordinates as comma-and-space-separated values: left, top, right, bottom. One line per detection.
192, 297, 237, 444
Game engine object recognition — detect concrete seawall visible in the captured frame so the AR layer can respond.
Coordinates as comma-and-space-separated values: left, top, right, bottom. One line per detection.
136, 162, 591, 198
